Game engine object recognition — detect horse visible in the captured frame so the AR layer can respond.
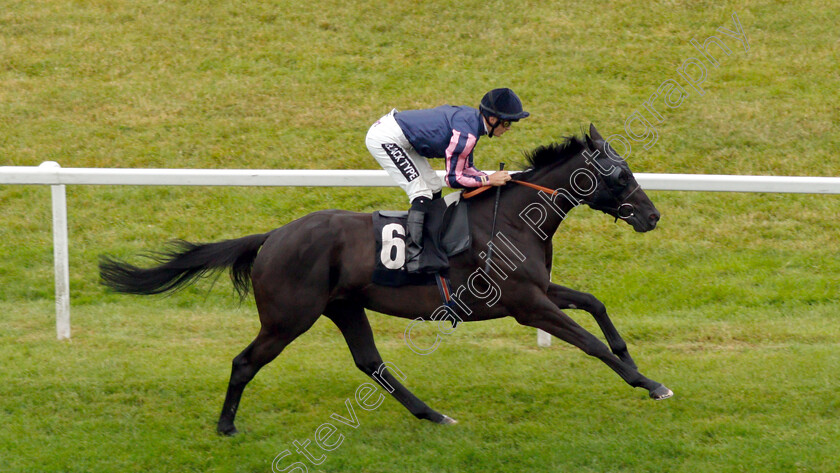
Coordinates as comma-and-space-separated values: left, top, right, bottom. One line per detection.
99, 124, 672, 436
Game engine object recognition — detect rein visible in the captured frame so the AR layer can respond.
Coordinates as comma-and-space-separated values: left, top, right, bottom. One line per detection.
462, 180, 635, 221
462, 180, 558, 199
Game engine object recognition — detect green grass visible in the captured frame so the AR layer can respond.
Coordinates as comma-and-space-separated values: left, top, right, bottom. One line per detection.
1, 299, 838, 472
1, 1, 839, 472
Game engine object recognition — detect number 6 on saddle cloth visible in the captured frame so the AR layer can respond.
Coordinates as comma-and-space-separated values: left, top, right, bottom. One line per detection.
372, 193, 471, 295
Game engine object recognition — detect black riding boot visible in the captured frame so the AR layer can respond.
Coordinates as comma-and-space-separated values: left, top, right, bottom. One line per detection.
406, 196, 448, 274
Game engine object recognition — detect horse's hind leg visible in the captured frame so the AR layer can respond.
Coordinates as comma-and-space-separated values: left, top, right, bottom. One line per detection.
547, 283, 637, 369
324, 302, 455, 424
217, 330, 282, 435
217, 304, 321, 436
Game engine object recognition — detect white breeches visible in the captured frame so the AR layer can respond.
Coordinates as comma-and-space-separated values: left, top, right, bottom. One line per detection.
366, 110, 443, 203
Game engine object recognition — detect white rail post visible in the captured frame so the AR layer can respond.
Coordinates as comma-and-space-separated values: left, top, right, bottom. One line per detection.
537, 329, 552, 347
40, 162, 71, 340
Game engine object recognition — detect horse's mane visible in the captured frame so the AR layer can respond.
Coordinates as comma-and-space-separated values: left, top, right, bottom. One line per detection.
462, 134, 588, 201
516, 134, 587, 181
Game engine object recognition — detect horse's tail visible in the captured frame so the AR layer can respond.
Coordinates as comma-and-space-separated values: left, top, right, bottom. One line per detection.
99, 232, 271, 299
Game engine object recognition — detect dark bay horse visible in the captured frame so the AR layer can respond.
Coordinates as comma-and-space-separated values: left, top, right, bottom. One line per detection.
100, 124, 672, 436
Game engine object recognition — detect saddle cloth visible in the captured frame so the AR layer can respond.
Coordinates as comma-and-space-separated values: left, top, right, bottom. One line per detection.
372, 192, 470, 287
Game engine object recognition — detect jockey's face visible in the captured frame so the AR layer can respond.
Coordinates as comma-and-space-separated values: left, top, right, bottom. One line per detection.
486, 116, 512, 137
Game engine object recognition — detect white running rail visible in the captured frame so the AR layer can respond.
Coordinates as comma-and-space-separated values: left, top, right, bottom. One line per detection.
2, 163, 839, 341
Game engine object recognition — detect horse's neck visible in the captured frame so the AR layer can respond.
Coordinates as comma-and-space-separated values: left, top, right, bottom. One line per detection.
512, 158, 586, 240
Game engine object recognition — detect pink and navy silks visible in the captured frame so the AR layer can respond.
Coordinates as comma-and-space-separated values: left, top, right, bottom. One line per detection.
394, 106, 488, 188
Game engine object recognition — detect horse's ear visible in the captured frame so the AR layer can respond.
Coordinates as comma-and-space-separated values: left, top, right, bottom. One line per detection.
589, 123, 605, 142
585, 133, 596, 150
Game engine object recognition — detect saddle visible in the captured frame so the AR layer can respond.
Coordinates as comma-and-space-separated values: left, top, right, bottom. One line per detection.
372, 192, 470, 287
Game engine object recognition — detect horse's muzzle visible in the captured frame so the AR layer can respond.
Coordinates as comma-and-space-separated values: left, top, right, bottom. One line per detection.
628, 208, 660, 232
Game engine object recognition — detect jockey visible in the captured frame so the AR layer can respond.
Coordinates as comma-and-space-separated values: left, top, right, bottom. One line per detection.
366, 88, 529, 274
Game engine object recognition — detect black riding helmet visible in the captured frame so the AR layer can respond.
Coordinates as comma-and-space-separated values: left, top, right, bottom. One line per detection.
479, 88, 529, 137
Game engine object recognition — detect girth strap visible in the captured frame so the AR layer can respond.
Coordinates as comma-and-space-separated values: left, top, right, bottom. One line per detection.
434, 274, 458, 327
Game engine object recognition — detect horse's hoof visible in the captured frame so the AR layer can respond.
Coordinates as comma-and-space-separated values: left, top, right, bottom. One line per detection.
649, 384, 674, 400
438, 415, 458, 425
217, 425, 239, 436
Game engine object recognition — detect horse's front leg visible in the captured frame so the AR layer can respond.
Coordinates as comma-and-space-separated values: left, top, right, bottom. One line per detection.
547, 283, 637, 370
513, 293, 672, 400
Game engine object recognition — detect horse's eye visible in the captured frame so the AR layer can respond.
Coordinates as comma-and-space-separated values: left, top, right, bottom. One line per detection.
617, 172, 629, 187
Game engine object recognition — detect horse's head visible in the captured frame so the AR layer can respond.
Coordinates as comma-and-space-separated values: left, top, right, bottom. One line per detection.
580, 124, 660, 232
